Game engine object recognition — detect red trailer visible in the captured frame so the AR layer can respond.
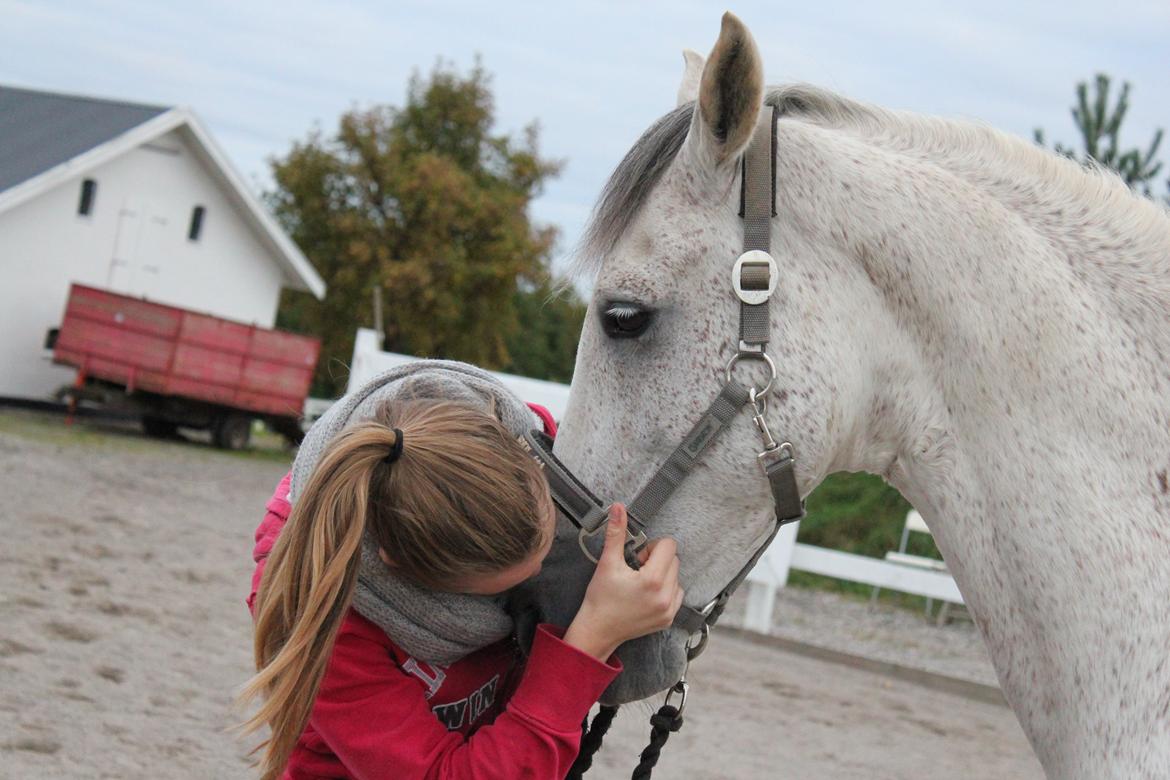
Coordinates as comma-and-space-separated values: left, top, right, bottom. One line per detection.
50, 283, 320, 449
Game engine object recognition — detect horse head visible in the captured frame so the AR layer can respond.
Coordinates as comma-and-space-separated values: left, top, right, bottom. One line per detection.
530, 13, 892, 703
529, 10, 1170, 777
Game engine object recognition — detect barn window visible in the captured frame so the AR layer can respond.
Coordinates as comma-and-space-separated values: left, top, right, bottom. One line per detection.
188, 205, 205, 241
78, 179, 96, 216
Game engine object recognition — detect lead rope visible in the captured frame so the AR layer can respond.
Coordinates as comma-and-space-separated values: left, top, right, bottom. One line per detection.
567, 705, 618, 780
628, 634, 697, 780
630, 703, 683, 779
566, 632, 701, 780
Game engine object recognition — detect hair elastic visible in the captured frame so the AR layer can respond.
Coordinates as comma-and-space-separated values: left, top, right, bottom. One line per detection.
384, 429, 405, 464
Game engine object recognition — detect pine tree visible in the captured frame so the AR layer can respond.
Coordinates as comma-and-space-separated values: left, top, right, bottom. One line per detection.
1034, 73, 1166, 199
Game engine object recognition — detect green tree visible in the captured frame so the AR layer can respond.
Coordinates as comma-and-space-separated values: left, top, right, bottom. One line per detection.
504, 282, 587, 384
1034, 73, 1166, 198
269, 60, 573, 396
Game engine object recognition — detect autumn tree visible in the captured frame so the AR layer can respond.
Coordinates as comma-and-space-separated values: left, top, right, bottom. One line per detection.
1035, 73, 1167, 199
269, 60, 584, 396
504, 279, 586, 384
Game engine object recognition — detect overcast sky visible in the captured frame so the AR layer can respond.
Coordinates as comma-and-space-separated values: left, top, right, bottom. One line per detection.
3, 1, 1168, 274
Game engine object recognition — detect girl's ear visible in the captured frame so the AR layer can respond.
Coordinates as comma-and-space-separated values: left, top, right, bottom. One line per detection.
378, 547, 398, 568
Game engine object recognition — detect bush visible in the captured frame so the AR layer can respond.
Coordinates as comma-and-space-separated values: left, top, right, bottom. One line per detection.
793, 472, 941, 602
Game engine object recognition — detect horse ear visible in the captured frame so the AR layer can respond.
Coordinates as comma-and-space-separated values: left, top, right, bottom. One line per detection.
676, 49, 705, 107
683, 12, 764, 169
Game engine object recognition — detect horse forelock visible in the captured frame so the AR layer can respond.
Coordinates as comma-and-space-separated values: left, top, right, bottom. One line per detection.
571, 84, 884, 278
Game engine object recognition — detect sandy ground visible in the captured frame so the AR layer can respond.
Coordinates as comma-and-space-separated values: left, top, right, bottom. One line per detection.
0, 410, 1043, 779
726, 582, 1000, 687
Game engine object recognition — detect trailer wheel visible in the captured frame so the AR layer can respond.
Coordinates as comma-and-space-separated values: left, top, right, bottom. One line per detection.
142, 416, 179, 439
213, 414, 252, 451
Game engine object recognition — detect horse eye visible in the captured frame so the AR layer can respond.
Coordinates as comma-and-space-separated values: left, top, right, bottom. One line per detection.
601, 302, 654, 339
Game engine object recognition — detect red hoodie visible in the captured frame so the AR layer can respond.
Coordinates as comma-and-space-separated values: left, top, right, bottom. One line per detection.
249, 471, 619, 780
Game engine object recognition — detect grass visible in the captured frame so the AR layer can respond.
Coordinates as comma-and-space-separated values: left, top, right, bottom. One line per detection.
799, 471, 940, 560
793, 470, 945, 613
0, 408, 292, 463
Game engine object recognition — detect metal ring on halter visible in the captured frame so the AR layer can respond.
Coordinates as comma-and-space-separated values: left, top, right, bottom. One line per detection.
725, 350, 777, 398
663, 678, 690, 716
685, 623, 711, 661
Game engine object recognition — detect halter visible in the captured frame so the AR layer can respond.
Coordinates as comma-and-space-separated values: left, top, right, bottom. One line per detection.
527, 105, 803, 778
523, 103, 802, 642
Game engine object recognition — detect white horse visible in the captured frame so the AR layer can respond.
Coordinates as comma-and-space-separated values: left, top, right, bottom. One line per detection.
532, 13, 1170, 779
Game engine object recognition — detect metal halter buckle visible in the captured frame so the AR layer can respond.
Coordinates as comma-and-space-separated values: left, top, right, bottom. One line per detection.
663, 678, 690, 716
685, 622, 711, 661
577, 520, 649, 566
731, 250, 778, 305
665, 626, 711, 717
749, 387, 794, 474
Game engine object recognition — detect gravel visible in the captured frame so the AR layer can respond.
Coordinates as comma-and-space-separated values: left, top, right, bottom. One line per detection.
722, 584, 1001, 687
0, 410, 1040, 779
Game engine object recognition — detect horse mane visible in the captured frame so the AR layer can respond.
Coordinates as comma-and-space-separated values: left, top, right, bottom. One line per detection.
575, 84, 1170, 281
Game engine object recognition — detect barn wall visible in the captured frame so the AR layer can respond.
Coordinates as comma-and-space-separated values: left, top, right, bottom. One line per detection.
0, 127, 286, 400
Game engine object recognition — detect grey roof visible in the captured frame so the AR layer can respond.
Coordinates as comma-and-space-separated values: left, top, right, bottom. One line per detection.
0, 85, 170, 193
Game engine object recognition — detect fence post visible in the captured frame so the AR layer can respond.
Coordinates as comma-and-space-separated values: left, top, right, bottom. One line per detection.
741, 520, 801, 634
743, 581, 777, 634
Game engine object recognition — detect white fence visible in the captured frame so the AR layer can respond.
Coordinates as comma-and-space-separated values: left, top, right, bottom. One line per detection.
345, 328, 572, 419
320, 329, 963, 635
741, 536, 964, 634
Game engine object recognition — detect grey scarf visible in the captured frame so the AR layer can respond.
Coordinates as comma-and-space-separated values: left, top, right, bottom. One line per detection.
289, 359, 541, 665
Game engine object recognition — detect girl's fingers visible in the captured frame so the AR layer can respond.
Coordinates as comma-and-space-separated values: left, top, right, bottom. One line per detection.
664, 554, 680, 589
642, 537, 678, 576
599, 504, 629, 565
636, 538, 669, 566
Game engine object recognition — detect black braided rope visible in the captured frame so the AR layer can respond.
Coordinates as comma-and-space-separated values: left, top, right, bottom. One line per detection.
630, 704, 684, 780
566, 704, 619, 780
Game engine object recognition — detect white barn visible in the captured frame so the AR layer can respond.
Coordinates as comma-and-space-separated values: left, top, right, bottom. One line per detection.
0, 85, 325, 401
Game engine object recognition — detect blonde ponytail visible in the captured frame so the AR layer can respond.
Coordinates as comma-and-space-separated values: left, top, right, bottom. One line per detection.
238, 423, 399, 780
237, 400, 551, 779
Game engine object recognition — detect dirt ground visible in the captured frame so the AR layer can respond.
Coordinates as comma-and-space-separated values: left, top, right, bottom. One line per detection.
0, 410, 1043, 779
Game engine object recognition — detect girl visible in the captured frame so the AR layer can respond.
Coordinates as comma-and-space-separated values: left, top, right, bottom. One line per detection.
239, 397, 683, 780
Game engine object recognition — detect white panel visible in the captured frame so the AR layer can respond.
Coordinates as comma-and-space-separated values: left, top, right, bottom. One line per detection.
788, 543, 964, 603
752, 518, 801, 589
346, 329, 572, 419
905, 508, 931, 534
742, 580, 777, 634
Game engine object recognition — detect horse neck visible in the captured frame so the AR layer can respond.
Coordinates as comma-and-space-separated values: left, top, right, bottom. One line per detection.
805, 121, 1170, 772
807, 119, 1170, 507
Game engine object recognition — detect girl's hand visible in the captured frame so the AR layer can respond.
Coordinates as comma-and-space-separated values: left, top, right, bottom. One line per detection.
563, 503, 684, 661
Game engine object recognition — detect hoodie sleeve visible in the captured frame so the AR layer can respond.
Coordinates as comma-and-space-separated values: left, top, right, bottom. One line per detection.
308, 616, 620, 780
247, 472, 292, 614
